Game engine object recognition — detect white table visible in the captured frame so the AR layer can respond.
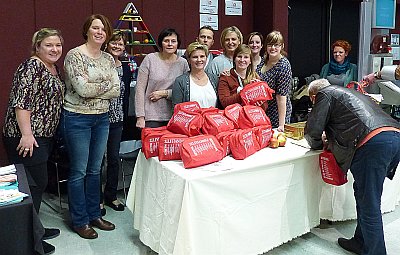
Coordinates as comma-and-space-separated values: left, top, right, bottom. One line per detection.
319, 165, 400, 221
126, 141, 323, 255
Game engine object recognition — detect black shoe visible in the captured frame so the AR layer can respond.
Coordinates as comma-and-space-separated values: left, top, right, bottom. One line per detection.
43, 228, 60, 240
101, 207, 106, 216
105, 199, 125, 211
42, 241, 55, 255
338, 237, 362, 255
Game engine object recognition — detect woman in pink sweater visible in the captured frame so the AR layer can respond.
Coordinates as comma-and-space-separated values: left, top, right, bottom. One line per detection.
135, 28, 189, 128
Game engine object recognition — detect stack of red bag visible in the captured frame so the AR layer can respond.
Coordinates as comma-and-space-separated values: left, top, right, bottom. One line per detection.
140, 101, 274, 169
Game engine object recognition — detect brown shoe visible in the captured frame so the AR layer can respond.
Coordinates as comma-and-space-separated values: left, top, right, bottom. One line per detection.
73, 225, 98, 239
90, 218, 115, 231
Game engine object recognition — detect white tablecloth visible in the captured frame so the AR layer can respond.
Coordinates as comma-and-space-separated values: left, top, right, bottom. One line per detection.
126, 141, 323, 255
319, 165, 400, 221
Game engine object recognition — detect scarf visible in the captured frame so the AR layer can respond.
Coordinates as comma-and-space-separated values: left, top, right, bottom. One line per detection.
328, 57, 350, 75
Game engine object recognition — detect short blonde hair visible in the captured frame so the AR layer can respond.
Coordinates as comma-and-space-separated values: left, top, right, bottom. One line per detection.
185, 41, 209, 58
31, 28, 63, 56
220, 26, 243, 50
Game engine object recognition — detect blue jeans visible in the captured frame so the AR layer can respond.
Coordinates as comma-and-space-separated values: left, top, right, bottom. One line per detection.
350, 131, 400, 255
60, 109, 109, 227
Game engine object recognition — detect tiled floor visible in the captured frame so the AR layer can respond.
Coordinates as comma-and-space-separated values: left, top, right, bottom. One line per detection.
40, 192, 400, 255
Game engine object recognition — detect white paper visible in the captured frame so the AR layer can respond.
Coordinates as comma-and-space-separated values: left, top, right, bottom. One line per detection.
0, 164, 16, 175
200, 0, 218, 14
391, 46, 400, 61
200, 14, 219, 31
225, 0, 242, 16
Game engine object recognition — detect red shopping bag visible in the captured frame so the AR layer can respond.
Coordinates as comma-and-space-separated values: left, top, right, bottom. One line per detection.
167, 109, 204, 136
141, 127, 171, 159
229, 129, 260, 160
181, 135, 225, 168
202, 112, 235, 136
158, 134, 188, 161
216, 130, 235, 156
319, 150, 348, 186
238, 105, 271, 129
224, 103, 242, 128
200, 107, 220, 115
253, 125, 273, 149
240, 81, 275, 106
174, 101, 201, 113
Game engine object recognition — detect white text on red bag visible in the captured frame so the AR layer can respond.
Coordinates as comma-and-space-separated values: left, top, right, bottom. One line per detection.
158, 134, 188, 161
202, 112, 235, 136
181, 135, 225, 168
238, 105, 271, 129
141, 128, 171, 159
224, 103, 242, 128
174, 101, 201, 113
240, 81, 275, 105
319, 150, 348, 186
229, 129, 261, 160
167, 110, 203, 136
253, 125, 273, 149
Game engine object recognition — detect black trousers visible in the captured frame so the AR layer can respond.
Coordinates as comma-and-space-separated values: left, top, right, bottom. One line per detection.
102, 122, 123, 202
3, 136, 53, 213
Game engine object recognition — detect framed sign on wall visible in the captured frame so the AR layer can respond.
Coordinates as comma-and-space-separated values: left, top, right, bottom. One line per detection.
373, 0, 396, 28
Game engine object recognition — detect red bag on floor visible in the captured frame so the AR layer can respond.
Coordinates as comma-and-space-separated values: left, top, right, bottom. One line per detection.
319, 150, 348, 186
181, 135, 225, 168
202, 112, 235, 136
158, 134, 188, 161
240, 81, 275, 106
229, 129, 260, 160
253, 125, 273, 149
224, 103, 242, 129
174, 101, 201, 113
141, 127, 171, 159
167, 110, 204, 136
216, 130, 235, 156
238, 105, 271, 129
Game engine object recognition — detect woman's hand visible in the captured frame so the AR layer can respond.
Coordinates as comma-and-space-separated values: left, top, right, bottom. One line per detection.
363, 72, 377, 85
220, 69, 231, 77
136, 116, 145, 129
149, 90, 167, 102
277, 125, 285, 132
16, 134, 38, 157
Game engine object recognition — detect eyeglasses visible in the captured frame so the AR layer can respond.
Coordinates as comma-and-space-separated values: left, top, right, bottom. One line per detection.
109, 41, 124, 47
267, 43, 282, 48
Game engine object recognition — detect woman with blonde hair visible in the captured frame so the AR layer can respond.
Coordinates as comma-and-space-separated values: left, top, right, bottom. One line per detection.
3, 27, 64, 253
207, 26, 243, 76
256, 30, 292, 131
218, 44, 260, 108
173, 42, 219, 108
246, 32, 264, 68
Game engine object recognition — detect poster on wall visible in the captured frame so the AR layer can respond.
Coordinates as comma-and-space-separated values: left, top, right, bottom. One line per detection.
225, 0, 242, 16
372, 0, 396, 28
200, 14, 218, 30
200, 0, 218, 14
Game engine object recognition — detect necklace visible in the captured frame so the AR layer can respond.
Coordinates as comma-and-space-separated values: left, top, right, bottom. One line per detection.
191, 72, 206, 80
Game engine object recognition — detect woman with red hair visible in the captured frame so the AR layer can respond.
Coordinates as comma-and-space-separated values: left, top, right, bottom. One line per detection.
320, 40, 358, 86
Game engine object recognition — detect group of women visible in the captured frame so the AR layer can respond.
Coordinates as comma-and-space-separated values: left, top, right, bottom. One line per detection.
2, 12, 359, 253
137, 26, 293, 131
2, 14, 132, 252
